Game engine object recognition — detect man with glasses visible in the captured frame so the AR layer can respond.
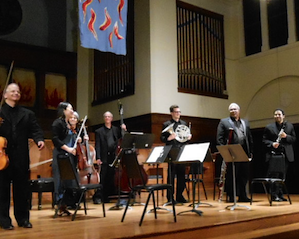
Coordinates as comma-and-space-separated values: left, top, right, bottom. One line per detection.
216, 103, 253, 202
161, 105, 192, 203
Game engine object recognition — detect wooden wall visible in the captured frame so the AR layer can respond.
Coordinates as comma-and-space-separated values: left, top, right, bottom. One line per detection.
0, 40, 77, 138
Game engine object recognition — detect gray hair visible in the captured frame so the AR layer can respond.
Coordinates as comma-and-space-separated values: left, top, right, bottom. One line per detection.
103, 111, 113, 117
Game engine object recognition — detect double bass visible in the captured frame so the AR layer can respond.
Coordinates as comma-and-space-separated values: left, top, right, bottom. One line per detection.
114, 101, 148, 193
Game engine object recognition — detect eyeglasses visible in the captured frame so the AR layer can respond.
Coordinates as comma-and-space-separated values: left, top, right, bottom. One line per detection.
173, 111, 181, 113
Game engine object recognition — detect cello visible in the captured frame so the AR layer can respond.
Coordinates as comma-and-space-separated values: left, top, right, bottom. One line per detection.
73, 116, 99, 185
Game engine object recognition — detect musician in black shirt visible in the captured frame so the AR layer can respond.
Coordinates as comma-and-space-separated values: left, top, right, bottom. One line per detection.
161, 105, 192, 203
262, 109, 296, 201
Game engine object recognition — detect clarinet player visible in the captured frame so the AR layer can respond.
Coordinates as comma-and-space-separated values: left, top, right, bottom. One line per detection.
262, 109, 296, 201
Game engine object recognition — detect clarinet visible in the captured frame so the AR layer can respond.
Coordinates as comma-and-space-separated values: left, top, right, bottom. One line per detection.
218, 128, 234, 202
276, 122, 286, 143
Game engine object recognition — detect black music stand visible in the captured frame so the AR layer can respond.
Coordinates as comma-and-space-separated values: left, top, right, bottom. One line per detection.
145, 145, 172, 213
109, 132, 155, 210
192, 148, 213, 209
216, 144, 251, 211
163, 147, 181, 207
176, 142, 211, 216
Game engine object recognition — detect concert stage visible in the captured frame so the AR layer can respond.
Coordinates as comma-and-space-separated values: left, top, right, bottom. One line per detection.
2, 193, 299, 239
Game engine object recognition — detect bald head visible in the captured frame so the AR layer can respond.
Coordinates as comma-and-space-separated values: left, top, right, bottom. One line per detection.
4, 83, 21, 107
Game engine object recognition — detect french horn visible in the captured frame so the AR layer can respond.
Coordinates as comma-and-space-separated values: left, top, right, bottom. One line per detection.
162, 123, 191, 143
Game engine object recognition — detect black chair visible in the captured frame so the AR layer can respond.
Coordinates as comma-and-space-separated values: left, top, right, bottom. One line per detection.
120, 150, 176, 226
250, 153, 292, 206
54, 155, 105, 221
29, 177, 55, 210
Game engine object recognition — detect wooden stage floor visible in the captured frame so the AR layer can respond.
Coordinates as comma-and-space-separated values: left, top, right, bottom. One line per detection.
3, 192, 299, 239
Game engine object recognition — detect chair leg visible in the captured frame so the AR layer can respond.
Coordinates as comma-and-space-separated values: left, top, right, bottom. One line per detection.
250, 182, 253, 205
72, 191, 85, 221
151, 191, 157, 219
201, 181, 208, 200
282, 183, 292, 204
139, 192, 152, 226
38, 191, 42, 210
121, 191, 133, 222
168, 188, 176, 223
100, 190, 106, 217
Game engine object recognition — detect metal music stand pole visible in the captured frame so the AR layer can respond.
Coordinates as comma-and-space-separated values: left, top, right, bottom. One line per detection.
217, 144, 251, 211
176, 143, 211, 216
109, 150, 124, 210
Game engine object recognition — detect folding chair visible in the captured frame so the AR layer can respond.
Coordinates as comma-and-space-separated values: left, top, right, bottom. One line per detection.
54, 155, 105, 221
250, 153, 291, 206
120, 150, 176, 226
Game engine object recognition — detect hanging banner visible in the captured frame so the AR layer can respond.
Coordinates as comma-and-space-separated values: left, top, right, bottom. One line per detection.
78, 0, 128, 55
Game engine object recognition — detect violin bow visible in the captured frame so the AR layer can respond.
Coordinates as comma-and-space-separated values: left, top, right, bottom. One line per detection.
73, 115, 87, 148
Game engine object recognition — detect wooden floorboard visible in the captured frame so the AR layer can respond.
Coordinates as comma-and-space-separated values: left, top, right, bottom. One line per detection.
2, 192, 299, 239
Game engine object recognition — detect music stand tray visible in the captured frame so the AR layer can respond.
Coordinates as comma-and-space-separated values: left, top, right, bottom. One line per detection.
217, 144, 251, 211
176, 142, 211, 216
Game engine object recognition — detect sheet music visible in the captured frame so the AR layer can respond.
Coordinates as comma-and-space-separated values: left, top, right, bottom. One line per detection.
147, 146, 166, 163
178, 142, 210, 162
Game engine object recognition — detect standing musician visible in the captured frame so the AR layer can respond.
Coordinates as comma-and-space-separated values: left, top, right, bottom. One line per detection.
51, 102, 79, 215
93, 111, 126, 204
262, 109, 296, 202
216, 103, 253, 203
160, 105, 192, 203
0, 83, 45, 230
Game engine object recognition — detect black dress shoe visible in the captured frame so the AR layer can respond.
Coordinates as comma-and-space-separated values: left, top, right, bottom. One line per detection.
238, 197, 251, 202
93, 198, 102, 204
280, 196, 287, 201
272, 196, 282, 202
1, 224, 14, 230
18, 220, 32, 228
176, 196, 188, 203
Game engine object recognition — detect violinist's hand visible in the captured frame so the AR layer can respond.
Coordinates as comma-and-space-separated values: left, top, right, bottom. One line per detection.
167, 133, 176, 141
83, 135, 89, 141
96, 159, 102, 165
121, 124, 127, 131
37, 141, 45, 150
69, 147, 77, 156
77, 137, 82, 143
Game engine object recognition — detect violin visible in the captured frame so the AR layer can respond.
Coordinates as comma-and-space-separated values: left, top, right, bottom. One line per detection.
0, 61, 14, 170
0, 137, 9, 170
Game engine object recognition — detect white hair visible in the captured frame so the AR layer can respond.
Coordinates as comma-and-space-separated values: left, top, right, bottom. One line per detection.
228, 103, 240, 111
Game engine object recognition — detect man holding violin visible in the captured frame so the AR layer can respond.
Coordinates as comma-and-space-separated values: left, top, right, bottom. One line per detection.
0, 83, 44, 230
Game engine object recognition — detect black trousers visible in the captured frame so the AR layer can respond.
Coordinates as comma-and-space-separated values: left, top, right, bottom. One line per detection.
0, 165, 30, 227
225, 161, 249, 199
167, 163, 186, 201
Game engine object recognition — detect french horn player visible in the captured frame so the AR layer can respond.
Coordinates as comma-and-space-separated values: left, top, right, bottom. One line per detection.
160, 105, 192, 203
